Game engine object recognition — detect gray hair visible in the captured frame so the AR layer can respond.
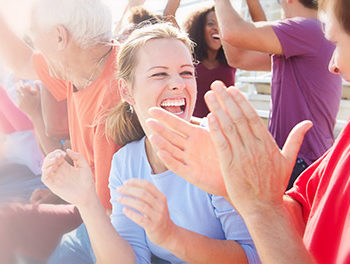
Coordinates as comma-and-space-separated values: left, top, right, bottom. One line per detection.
32, 0, 112, 48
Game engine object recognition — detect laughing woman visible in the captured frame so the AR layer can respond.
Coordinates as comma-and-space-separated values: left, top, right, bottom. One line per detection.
42, 23, 259, 264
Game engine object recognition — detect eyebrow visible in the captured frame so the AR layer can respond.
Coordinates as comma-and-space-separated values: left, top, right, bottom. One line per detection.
147, 64, 194, 72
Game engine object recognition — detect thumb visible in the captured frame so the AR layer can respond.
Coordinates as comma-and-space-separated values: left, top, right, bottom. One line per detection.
66, 149, 89, 168
281, 120, 313, 163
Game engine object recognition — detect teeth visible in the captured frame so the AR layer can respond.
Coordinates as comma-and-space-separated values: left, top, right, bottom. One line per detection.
160, 98, 185, 107
212, 34, 220, 39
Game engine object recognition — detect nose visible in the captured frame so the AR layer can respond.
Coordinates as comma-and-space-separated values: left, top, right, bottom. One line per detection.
329, 49, 341, 74
168, 74, 185, 91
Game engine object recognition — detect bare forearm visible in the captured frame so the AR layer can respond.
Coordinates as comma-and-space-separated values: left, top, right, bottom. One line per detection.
30, 113, 63, 155
77, 194, 135, 264
241, 201, 314, 264
247, 0, 267, 22
215, 0, 249, 44
163, 0, 180, 28
163, 225, 248, 264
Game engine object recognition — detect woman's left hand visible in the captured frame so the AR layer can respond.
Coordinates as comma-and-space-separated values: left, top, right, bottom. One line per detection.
117, 179, 176, 247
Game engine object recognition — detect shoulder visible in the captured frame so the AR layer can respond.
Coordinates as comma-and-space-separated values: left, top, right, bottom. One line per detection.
109, 137, 147, 185
273, 17, 323, 36
112, 137, 145, 165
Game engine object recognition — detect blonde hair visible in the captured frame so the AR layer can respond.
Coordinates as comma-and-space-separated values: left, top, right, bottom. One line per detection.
106, 23, 194, 146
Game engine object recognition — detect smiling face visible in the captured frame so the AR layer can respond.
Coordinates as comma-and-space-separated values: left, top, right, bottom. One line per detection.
124, 38, 197, 137
204, 11, 221, 52
324, 5, 350, 80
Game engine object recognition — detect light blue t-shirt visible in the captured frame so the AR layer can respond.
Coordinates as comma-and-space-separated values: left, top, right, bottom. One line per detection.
109, 137, 260, 264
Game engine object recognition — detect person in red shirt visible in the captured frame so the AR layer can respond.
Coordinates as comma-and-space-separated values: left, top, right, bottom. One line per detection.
145, 0, 350, 262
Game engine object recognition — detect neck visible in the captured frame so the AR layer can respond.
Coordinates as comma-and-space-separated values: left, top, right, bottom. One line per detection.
68, 43, 112, 90
145, 137, 167, 174
287, 7, 318, 19
202, 49, 219, 69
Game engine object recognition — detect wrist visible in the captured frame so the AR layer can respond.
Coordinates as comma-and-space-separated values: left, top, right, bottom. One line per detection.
76, 191, 101, 213
159, 223, 181, 253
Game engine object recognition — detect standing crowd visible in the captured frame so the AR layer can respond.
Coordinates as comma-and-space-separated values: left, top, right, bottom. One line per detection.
0, 0, 348, 263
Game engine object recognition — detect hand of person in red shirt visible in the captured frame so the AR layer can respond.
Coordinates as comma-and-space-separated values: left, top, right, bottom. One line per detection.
205, 81, 312, 216
147, 108, 226, 197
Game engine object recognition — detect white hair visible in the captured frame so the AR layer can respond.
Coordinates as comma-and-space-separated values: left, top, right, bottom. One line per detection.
32, 0, 112, 48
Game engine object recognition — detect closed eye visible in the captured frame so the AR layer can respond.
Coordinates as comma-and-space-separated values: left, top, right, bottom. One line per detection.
151, 72, 168, 78
180, 71, 194, 77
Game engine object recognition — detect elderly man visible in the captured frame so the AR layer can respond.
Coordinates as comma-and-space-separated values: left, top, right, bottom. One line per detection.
0, 0, 120, 262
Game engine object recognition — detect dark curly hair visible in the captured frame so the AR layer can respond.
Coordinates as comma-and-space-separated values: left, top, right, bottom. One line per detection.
299, 0, 318, 9
183, 6, 228, 66
128, 7, 163, 25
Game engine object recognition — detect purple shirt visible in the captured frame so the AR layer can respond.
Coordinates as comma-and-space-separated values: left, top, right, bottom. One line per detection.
194, 63, 236, 118
270, 17, 342, 165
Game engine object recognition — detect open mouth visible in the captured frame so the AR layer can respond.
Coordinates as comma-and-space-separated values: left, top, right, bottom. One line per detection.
212, 34, 220, 40
160, 98, 186, 115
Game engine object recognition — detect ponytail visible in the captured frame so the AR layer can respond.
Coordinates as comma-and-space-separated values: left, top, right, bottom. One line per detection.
106, 101, 145, 146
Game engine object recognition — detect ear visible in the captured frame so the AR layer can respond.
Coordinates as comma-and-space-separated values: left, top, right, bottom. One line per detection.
118, 78, 135, 105
55, 25, 69, 50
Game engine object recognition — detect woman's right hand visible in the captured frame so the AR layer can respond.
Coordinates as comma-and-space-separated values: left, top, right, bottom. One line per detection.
42, 149, 96, 207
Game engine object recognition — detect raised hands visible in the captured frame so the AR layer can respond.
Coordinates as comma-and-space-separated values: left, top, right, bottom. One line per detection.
41, 149, 96, 207
205, 81, 312, 216
147, 109, 226, 196
117, 179, 176, 247
16, 81, 41, 120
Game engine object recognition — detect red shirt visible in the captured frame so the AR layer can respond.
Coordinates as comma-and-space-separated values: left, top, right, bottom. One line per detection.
287, 120, 350, 264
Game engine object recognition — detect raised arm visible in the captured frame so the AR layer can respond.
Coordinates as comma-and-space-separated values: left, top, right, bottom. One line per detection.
17, 82, 64, 155
40, 85, 69, 140
0, 15, 37, 80
215, 0, 282, 54
247, 0, 267, 22
163, 0, 181, 28
222, 40, 271, 70
205, 81, 314, 263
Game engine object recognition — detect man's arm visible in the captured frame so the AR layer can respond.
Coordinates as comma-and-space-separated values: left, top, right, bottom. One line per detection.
222, 40, 271, 70
0, 15, 37, 80
219, 0, 271, 70
17, 82, 63, 155
215, 0, 282, 54
242, 196, 313, 263
205, 81, 314, 263
40, 85, 69, 140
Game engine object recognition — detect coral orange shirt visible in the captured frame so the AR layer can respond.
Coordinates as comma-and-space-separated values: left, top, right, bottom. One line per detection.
33, 46, 120, 209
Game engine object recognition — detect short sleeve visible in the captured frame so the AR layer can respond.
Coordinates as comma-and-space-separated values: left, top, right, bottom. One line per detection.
109, 153, 152, 264
211, 195, 261, 264
32, 53, 68, 101
93, 121, 119, 210
272, 18, 323, 58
